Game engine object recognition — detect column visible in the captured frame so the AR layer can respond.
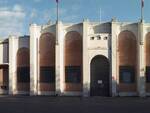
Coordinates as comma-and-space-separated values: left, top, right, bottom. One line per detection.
55, 21, 64, 95
111, 20, 118, 97
83, 19, 89, 97
9, 36, 18, 95
30, 24, 41, 95
137, 22, 146, 97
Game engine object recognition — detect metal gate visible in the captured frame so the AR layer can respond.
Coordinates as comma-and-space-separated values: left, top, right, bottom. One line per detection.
90, 55, 110, 96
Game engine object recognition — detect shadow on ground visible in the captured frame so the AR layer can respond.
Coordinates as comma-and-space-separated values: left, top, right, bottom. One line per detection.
0, 96, 149, 113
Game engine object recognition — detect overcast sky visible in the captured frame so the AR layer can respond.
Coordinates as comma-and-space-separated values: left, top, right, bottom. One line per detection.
0, 0, 149, 38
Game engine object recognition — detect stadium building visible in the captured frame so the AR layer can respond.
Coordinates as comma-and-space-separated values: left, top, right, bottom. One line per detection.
0, 19, 150, 97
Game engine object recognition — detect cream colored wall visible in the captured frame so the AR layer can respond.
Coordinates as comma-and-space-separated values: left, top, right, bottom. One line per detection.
33, 21, 148, 96
30, 23, 57, 95
87, 33, 110, 49
112, 22, 139, 96
63, 23, 83, 94
83, 22, 111, 96
30, 24, 41, 95
9, 36, 29, 95
6, 20, 150, 97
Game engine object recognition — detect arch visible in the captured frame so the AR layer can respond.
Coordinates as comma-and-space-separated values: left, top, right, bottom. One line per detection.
90, 55, 110, 96
118, 30, 137, 92
17, 47, 30, 92
145, 32, 150, 92
39, 33, 55, 91
17, 47, 30, 66
90, 55, 109, 64
64, 31, 83, 91
118, 30, 137, 66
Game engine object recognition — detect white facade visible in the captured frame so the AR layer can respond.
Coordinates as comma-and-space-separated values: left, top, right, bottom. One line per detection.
0, 20, 150, 97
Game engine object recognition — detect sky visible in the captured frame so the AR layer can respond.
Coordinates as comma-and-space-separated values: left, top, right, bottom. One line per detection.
0, 0, 149, 38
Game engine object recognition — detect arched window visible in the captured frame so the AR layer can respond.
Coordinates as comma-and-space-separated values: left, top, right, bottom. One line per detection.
39, 33, 55, 91
118, 30, 137, 92
17, 47, 30, 91
65, 31, 83, 91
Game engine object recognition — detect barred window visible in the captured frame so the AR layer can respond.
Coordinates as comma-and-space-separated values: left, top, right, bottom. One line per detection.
119, 66, 135, 83
40, 67, 55, 83
17, 67, 30, 83
65, 66, 81, 83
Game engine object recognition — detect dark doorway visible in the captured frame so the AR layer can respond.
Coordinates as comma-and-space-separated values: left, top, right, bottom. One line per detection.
90, 55, 110, 96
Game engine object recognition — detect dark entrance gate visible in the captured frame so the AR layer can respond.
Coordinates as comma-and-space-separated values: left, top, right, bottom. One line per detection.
90, 55, 110, 96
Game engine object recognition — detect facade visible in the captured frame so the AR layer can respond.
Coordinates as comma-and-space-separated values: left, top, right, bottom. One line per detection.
1, 19, 150, 97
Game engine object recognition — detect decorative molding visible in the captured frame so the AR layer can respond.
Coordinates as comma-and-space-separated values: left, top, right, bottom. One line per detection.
88, 47, 108, 50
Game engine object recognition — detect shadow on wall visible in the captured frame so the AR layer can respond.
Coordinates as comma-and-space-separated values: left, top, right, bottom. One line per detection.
2, 39, 8, 63
93, 23, 111, 34
66, 23, 82, 34
41, 24, 56, 35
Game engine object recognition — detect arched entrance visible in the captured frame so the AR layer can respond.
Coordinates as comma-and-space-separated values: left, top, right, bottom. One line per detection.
90, 55, 110, 96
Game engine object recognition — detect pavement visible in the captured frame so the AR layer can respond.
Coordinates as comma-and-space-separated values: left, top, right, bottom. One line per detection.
0, 96, 149, 113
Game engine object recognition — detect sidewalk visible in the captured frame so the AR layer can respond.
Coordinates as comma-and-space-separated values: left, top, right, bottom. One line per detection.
0, 96, 149, 113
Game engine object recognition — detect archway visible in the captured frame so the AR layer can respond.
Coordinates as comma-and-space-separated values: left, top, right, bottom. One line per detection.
39, 33, 55, 92
64, 31, 83, 91
90, 55, 110, 96
118, 30, 137, 92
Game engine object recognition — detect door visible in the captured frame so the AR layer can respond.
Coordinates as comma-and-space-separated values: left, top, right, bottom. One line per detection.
90, 55, 110, 96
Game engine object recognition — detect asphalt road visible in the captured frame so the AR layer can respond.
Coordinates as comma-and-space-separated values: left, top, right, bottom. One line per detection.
0, 96, 149, 113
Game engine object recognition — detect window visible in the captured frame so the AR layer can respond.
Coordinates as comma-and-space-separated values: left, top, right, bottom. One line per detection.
146, 66, 150, 82
97, 35, 101, 40
17, 67, 30, 83
119, 66, 135, 83
90, 37, 94, 40
40, 66, 55, 83
65, 66, 81, 83
104, 36, 108, 40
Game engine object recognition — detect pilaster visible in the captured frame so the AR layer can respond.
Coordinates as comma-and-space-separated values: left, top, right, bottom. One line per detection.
29, 24, 41, 95
83, 19, 89, 97
9, 36, 18, 95
111, 20, 118, 96
137, 21, 146, 97
55, 21, 64, 95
